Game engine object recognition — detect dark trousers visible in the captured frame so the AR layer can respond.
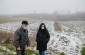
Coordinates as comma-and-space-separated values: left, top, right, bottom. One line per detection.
16, 47, 25, 55
39, 50, 45, 55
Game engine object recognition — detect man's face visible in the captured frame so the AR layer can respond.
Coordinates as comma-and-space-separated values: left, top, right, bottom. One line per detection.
22, 24, 28, 29
24, 24, 28, 27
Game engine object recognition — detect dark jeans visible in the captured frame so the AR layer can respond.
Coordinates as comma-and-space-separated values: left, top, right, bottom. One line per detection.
39, 50, 45, 55
16, 47, 25, 55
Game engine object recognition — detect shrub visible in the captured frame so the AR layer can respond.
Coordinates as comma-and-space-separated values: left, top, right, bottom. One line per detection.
81, 44, 85, 55
25, 49, 38, 55
54, 21, 62, 32
60, 52, 65, 55
0, 31, 13, 43
0, 43, 16, 55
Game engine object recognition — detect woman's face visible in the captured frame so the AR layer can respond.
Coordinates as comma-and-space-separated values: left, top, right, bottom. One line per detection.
41, 25, 45, 30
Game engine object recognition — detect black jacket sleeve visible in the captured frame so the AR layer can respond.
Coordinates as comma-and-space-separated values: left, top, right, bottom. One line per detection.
36, 32, 38, 42
36, 32, 40, 42
46, 31, 50, 43
26, 30, 30, 46
13, 30, 20, 48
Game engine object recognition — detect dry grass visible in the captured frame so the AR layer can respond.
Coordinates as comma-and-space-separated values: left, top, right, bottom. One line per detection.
0, 31, 13, 43
54, 21, 62, 32
28, 32, 37, 49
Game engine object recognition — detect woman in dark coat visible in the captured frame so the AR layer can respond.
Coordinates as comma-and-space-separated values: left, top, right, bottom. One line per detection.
36, 23, 50, 55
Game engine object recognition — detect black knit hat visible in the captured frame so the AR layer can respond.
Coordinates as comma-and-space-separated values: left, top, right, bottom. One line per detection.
22, 21, 28, 25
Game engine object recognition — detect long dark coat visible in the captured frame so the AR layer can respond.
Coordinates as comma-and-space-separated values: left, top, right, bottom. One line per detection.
13, 27, 29, 48
36, 30, 50, 51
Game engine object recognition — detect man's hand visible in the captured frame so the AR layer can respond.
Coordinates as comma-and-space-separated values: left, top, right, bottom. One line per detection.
17, 47, 21, 50
25, 45, 28, 47
26, 45, 28, 49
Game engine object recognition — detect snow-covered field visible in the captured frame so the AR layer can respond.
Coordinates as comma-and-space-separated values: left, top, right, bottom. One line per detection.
0, 20, 85, 55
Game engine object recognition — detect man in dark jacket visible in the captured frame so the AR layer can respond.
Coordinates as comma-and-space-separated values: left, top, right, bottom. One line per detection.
13, 21, 29, 55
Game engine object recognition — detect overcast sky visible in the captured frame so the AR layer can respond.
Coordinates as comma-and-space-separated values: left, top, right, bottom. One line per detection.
0, 0, 85, 15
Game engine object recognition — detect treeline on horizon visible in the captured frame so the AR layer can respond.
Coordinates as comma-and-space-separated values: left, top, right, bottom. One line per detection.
0, 12, 85, 21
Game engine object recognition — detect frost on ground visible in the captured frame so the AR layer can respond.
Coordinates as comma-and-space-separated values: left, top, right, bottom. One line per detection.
0, 20, 85, 55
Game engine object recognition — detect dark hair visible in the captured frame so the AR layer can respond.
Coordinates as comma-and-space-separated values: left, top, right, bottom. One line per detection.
22, 21, 28, 25
38, 23, 47, 32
